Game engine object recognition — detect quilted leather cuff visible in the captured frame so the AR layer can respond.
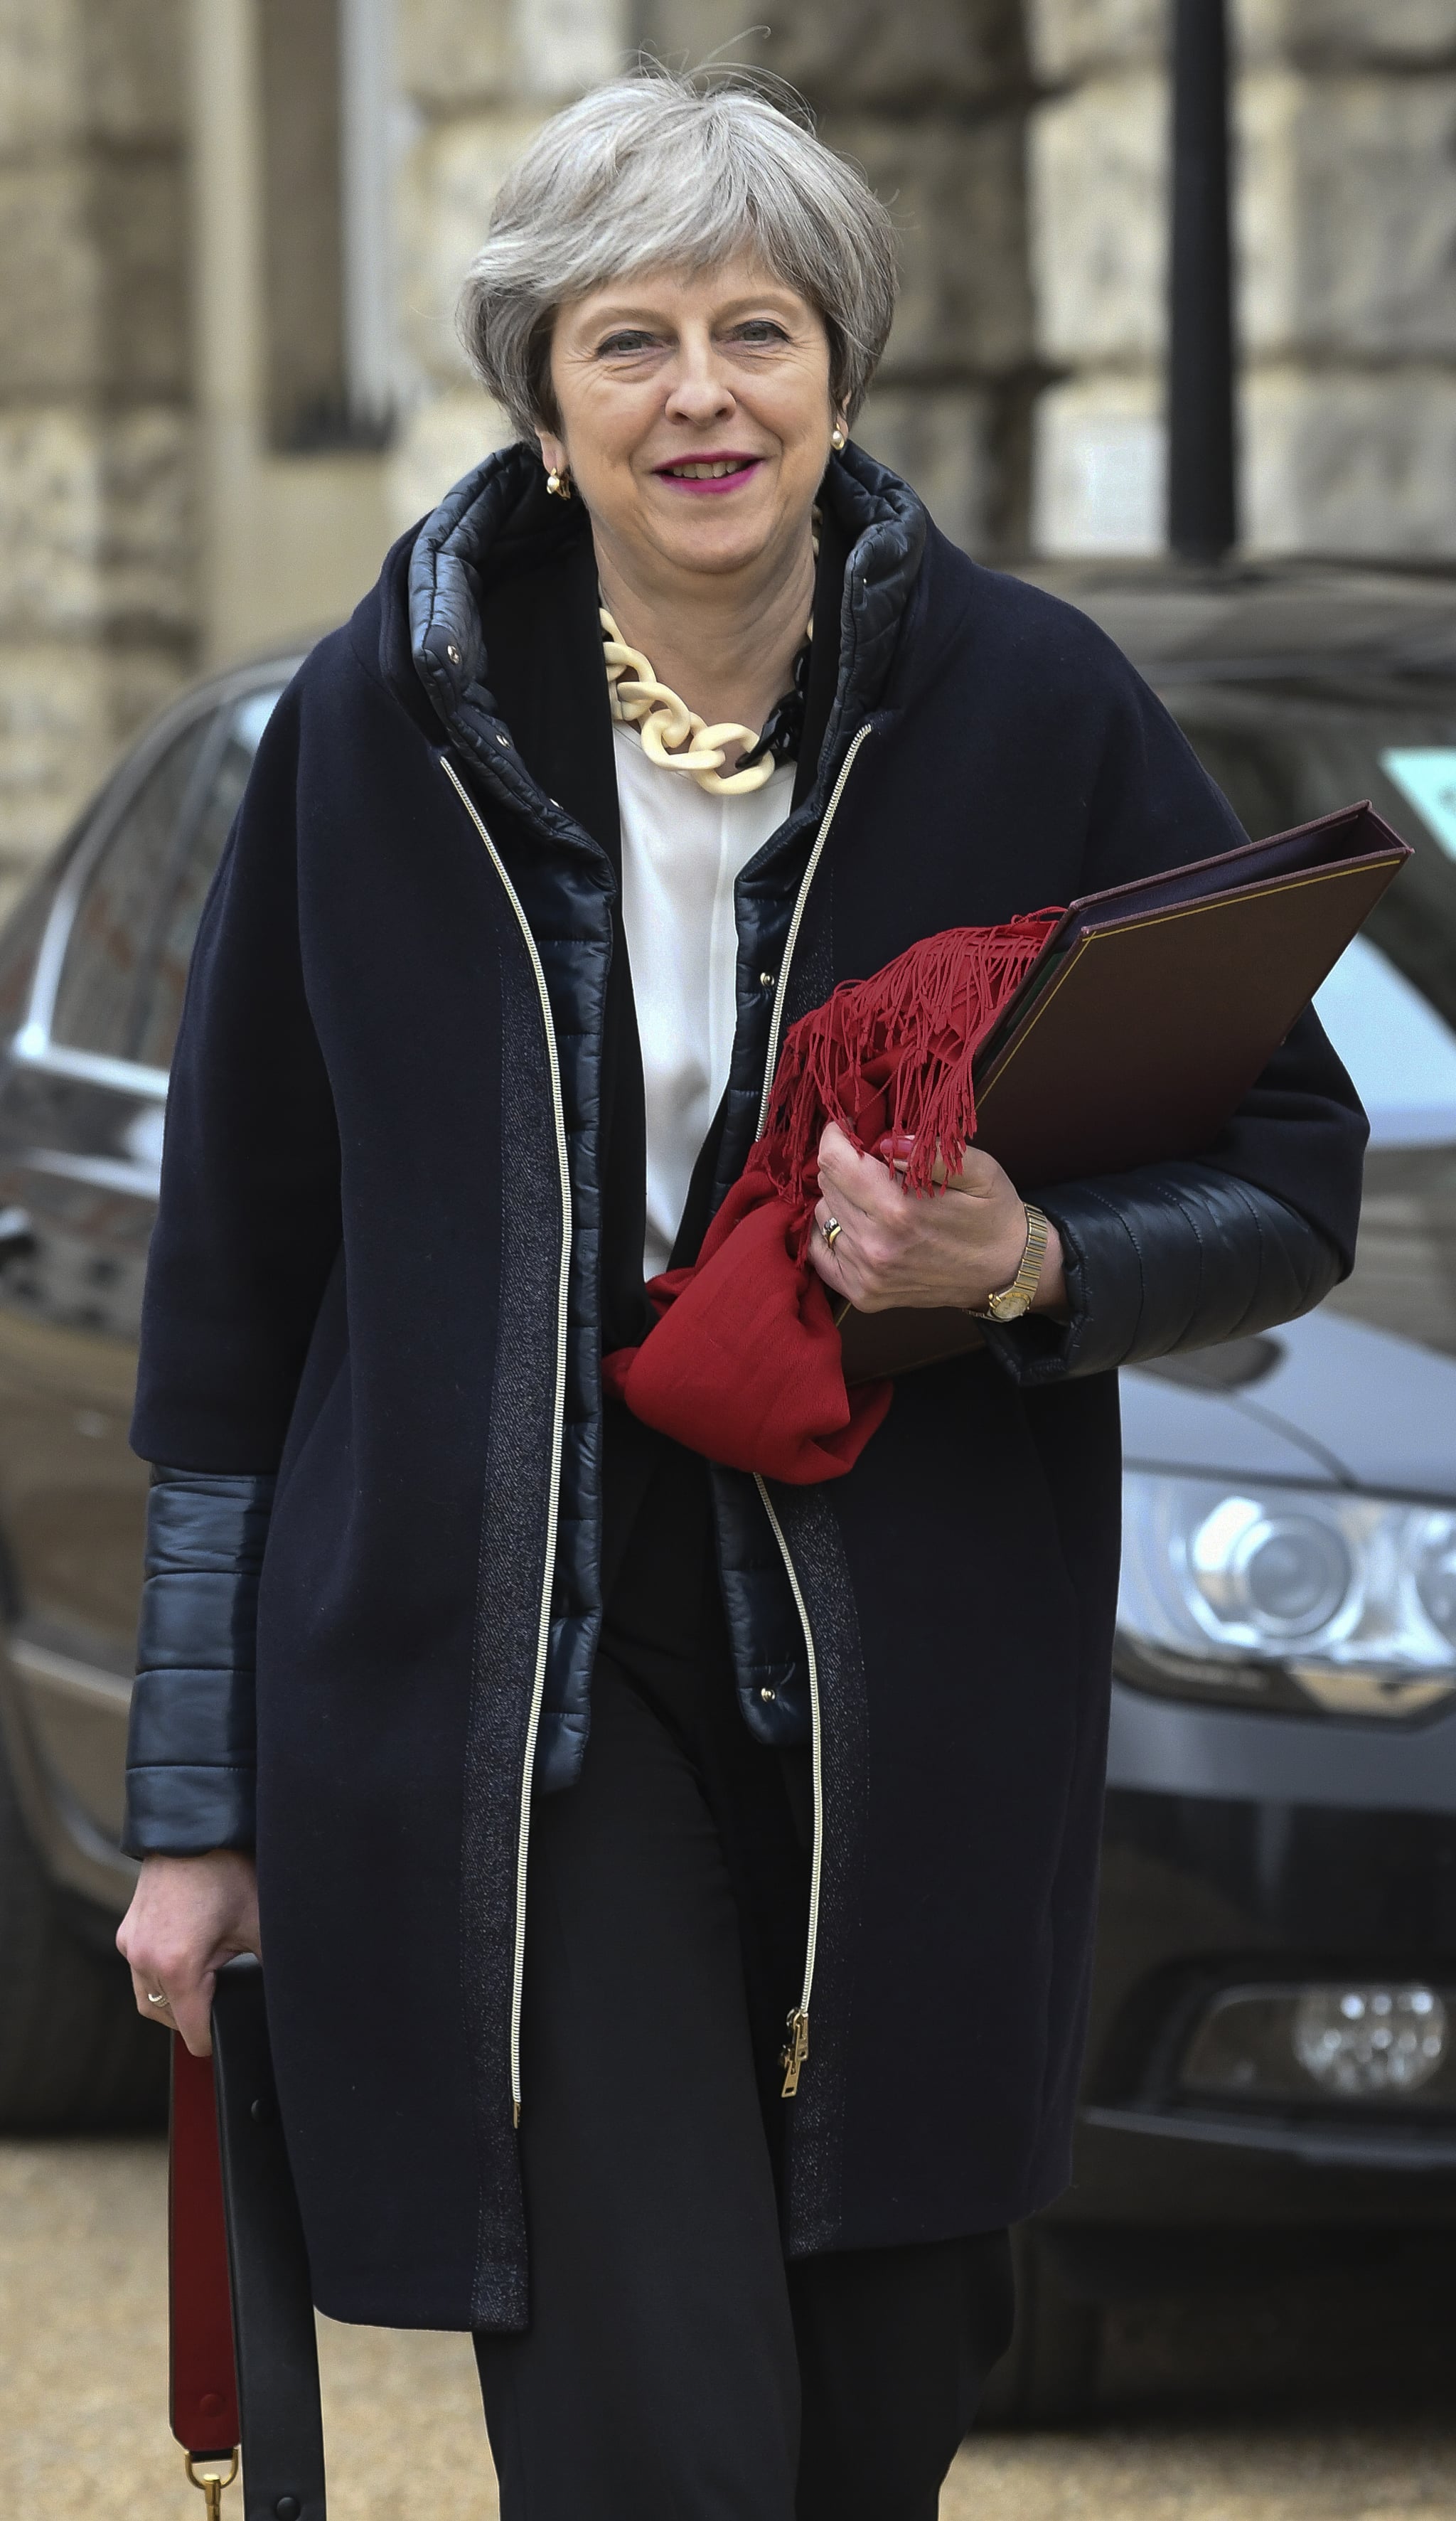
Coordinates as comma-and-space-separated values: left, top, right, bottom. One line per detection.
981, 1160, 1343, 1389
122, 1466, 275, 1857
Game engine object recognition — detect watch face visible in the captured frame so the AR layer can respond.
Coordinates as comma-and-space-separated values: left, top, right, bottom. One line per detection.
990, 1290, 1031, 1322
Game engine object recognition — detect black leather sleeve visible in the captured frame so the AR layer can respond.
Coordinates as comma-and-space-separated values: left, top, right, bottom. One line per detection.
979, 1159, 1345, 1390
122, 1466, 275, 1857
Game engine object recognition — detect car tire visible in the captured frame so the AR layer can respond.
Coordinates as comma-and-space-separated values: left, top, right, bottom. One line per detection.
0, 1720, 166, 2130
975, 2223, 1103, 2429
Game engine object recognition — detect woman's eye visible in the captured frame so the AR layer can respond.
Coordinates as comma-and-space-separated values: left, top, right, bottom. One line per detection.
734, 321, 788, 346
598, 331, 658, 358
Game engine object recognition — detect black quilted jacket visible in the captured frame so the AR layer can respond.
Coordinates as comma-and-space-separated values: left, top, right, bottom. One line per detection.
124, 444, 1366, 2329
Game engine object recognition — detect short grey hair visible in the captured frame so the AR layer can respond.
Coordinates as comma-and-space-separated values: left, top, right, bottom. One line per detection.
457, 68, 897, 444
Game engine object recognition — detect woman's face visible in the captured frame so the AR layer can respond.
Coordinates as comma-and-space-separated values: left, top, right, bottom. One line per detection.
540, 253, 839, 583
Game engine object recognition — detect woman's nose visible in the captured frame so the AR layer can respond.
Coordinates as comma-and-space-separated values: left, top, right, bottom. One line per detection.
664, 362, 736, 426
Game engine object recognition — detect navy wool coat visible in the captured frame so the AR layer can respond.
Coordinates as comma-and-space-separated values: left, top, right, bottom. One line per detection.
126, 444, 1366, 2330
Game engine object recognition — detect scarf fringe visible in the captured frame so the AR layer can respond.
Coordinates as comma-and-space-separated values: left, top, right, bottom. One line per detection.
754, 912, 1061, 1238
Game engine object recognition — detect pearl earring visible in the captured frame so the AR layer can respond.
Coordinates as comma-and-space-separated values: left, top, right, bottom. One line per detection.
545, 465, 572, 500
830, 425, 846, 452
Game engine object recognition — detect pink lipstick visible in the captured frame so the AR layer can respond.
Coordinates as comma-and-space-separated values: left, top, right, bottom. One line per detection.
653, 452, 764, 496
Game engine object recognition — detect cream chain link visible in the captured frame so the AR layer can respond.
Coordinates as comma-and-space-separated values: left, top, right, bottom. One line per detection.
599, 611, 780, 797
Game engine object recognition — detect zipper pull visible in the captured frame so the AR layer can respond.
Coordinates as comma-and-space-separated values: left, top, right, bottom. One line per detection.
780, 2008, 809, 2099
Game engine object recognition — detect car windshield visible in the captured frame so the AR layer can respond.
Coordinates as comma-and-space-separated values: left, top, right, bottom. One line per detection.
1167, 678, 1456, 1362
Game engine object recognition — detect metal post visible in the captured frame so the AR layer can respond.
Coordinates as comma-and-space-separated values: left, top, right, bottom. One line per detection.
1167, 0, 1236, 562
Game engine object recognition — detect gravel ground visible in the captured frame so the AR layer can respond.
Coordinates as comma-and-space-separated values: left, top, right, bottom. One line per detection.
4, 2136, 1455, 2521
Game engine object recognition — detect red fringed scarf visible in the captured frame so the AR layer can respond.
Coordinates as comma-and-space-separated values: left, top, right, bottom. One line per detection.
602, 911, 1061, 1483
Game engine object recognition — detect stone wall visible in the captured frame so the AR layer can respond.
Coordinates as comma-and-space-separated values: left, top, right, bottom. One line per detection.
0, 0, 194, 892
1028, 0, 1456, 554
389, 0, 1039, 557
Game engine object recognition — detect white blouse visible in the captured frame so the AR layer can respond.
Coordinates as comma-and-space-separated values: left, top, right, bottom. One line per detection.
614, 723, 796, 1277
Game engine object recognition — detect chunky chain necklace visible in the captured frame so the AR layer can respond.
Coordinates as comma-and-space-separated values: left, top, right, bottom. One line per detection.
599, 523, 818, 796
600, 612, 810, 795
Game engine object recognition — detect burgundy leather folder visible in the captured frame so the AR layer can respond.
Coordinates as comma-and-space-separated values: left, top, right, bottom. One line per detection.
838, 801, 1410, 1382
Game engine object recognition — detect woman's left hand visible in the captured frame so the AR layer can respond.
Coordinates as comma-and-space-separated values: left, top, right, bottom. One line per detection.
808, 1121, 1067, 1316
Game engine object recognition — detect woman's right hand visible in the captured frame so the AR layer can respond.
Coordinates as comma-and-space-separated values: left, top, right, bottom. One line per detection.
117, 1850, 261, 2057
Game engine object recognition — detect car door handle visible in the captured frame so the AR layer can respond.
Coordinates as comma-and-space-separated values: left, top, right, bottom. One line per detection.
0, 1205, 35, 1257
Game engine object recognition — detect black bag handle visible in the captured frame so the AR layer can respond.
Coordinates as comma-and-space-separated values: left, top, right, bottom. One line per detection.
210, 1956, 328, 2521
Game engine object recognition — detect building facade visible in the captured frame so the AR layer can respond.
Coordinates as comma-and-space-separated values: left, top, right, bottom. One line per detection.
0, 0, 1452, 893
1032, 0, 1456, 553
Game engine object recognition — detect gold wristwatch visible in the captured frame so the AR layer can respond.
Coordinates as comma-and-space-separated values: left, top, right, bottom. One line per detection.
974, 1204, 1050, 1323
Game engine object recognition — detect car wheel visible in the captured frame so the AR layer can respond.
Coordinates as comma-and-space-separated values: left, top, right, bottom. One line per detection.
0, 1718, 166, 2129
975, 2223, 1103, 2429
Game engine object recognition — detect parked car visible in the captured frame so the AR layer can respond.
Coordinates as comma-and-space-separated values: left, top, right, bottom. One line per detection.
0, 663, 293, 2127
1, 567, 1455, 2413
991, 561, 1456, 2416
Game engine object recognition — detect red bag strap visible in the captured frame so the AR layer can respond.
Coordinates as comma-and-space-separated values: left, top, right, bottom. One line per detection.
169, 2032, 240, 2467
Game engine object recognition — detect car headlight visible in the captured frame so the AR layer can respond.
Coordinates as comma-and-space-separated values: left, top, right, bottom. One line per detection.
1118, 1472, 1456, 1718
1179, 1981, 1456, 2104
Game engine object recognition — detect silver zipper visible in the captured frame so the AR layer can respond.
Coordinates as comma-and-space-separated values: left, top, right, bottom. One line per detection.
752, 720, 872, 2096
441, 755, 572, 2126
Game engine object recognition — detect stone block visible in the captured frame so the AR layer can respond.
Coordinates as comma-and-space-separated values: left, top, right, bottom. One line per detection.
825, 112, 1032, 378
397, 0, 513, 105
0, 638, 185, 874
643, 0, 1025, 110
1238, 0, 1456, 65
202, 446, 389, 669
0, 0, 186, 155
400, 0, 628, 111
0, 156, 188, 398
1027, 0, 1162, 83
1243, 363, 1456, 555
1238, 70, 1456, 358
853, 384, 1000, 552
388, 388, 518, 533
1029, 72, 1165, 364
397, 107, 552, 383
85, 154, 191, 395
0, 408, 193, 639
1031, 370, 1165, 553
0, 0, 80, 154
0, 164, 97, 393
77, 0, 188, 142
507, 0, 631, 104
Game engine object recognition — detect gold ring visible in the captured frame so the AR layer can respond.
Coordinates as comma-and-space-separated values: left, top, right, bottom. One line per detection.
146, 1989, 172, 2007
823, 1217, 842, 1250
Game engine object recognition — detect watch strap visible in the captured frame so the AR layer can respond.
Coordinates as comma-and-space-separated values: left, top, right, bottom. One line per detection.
973, 1203, 1050, 1321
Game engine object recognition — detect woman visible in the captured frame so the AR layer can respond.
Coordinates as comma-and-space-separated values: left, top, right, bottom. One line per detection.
117, 70, 1364, 2521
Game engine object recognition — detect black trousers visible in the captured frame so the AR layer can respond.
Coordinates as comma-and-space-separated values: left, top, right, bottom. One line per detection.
474, 1440, 1014, 2520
